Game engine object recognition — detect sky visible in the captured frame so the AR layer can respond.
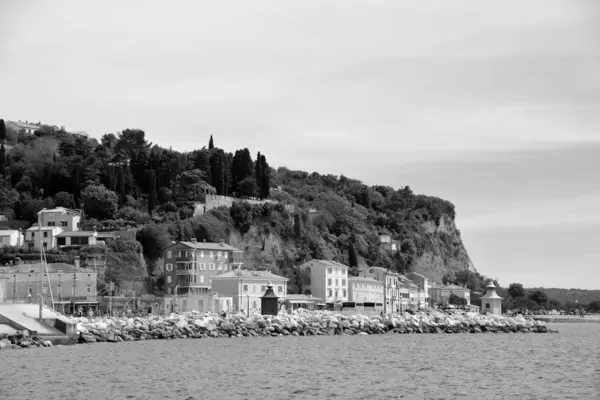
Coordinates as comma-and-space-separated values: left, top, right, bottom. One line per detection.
1, 0, 599, 289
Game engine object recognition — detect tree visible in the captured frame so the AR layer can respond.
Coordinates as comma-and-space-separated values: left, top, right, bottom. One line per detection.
348, 242, 358, 267
175, 169, 211, 203
448, 293, 467, 306
442, 270, 456, 285
0, 119, 6, 143
209, 135, 214, 150
259, 154, 270, 199
147, 169, 157, 213
0, 145, 6, 175
507, 283, 527, 299
136, 224, 172, 262
528, 290, 548, 306
54, 191, 75, 208
237, 176, 257, 198
81, 184, 119, 220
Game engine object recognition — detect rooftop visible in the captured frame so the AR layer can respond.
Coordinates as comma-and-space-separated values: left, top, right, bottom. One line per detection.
211, 269, 288, 281
0, 262, 96, 274
358, 266, 400, 276
285, 294, 325, 303
303, 259, 350, 269
173, 240, 241, 252
7, 120, 41, 130
349, 276, 383, 284
26, 225, 62, 232
432, 283, 471, 291
0, 230, 21, 236
38, 207, 81, 215
56, 231, 97, 237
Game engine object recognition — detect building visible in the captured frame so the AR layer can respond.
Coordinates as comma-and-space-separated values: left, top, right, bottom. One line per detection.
5, 120, 41, 135
56, 230, 98, 248
429, 283, 471, 307
0, 262, 98, 310
348, 276, 384, 303
283, 294, 325, 310
0, 277, 7, 303
0, 229, 24, 247
210, 270, 288, 312
359, 266, 406, 312
24, 225, 63, 250
38, 207, 82, 231
398, 275, 420, 311
480, 283, 502, 315
163, 239, 244, 295
406, 272, 431, 309
298, 259, 349, 304
163, 293, 233, 315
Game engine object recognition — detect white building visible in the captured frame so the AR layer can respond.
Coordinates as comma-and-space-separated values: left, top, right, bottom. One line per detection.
0, 230, 24, 247
348, 276, 384, 303
38, 207, 82, 231
24, 225, 63, 250
298, 259, 349, 304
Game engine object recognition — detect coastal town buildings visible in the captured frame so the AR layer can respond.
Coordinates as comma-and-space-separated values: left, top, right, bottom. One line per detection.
429, 283, 471, 307
0, 262, 98, 311
162, 239, 244, 295
358, 266, 405, 312
298, 260, 349, 305
23, 208, 96, 250
348, 276, 384, 303
0, 229, 24, 247
480, 283, 502, 315
24, 225, 63, 250
211, 269, 288, 312
406, 272, 431, 309
38, 207, 82, 231
5, 120, 41, 135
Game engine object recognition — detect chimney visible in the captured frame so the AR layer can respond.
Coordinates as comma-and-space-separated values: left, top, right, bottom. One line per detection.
191, 238, 197, 243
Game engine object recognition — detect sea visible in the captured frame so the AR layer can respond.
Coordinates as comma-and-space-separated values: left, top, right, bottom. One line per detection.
1, 323, 598, 400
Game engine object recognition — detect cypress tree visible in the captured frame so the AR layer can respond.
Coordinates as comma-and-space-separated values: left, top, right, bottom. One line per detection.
209, 135, 214, 150
148, 169, 157, 213
348, 242, 358, 267
255, 151, 263, 197
0, 119, 6, 143
259, 155, 270, 199
0, 145, 5, 176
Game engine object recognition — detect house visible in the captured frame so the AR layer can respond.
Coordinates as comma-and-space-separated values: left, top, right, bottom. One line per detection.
163, 239, 244, 295
0, 229, 24, 247
298, 259, 349, 304
5, 120, 41, 135
0, 262, 98, 311
406, 272, 431, 309
429, 283, 471, 307
24, 225, 63, 250
38, 207, 82, 231
211, 269, 288, 313
283, 294, 325, 310
56, 230, 97, 248
358, 266, 404, 312
348, 276, 384, 303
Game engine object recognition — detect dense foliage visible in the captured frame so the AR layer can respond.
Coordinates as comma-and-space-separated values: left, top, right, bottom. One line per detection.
0, 121, 472, 295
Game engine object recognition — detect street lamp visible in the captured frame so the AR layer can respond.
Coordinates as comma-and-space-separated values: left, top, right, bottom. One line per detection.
243, 290, 249, 317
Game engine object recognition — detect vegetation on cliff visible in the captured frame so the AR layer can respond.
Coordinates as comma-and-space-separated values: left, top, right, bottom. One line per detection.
0, 120, 481, 295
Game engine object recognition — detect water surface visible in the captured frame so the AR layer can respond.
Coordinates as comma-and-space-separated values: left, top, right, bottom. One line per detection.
1, 323, 598, 399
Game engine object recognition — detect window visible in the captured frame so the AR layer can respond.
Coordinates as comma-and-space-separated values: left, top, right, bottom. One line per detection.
200, 263, 205, 270
335, 289, 339, 297
343, 289, 347, 297
28, 286, 32, 295
87, 285, 91, 293
328, 268, 332, 274
166, 263, 173, 271
209, 251, 213, 258
218, 263, 222, 271
57, 237, 66, 246
328, 289, 332, 297
43, 243, 47, 249
485, 303, 490, 309
167, 276, 171, 283
77, 222, 80, 228
278, 286, 283, 293
243, 284, 248, 292
217, 251, 222, 257
252, 301, 257, 309
209, 263, 215, 270
60, 221, 68, 227
177, 250, 182, 257
335, 279, 338, 286
224, 252, 228, 259
200, 276, 204, 283
31, 232, 35, 238
167, 251, 172, 258
261, 285, 266, 292
200, 251, 204, 258
47, 221, 56, 226
327, 278, 332, 285
193, 276, 197, 283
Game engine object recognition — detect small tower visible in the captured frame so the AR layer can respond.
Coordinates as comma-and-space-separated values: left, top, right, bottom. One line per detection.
480, 283, 503, 315
260, 281, 279, 316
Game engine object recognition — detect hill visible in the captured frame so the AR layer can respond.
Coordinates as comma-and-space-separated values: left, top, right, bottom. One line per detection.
0, 120, 484, 294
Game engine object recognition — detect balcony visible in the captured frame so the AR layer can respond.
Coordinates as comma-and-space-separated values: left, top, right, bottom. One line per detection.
175, 255, 194, 262
176, 269, 194, 276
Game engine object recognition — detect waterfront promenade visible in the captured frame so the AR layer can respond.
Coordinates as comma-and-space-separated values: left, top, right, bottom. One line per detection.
530, 314, 600, 323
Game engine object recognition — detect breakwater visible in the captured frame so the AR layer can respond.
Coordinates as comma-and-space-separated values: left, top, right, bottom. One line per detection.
0, 309, 555, 350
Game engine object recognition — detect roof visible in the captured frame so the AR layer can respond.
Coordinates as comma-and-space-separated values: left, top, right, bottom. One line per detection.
432, 283, 471, 291
26, 225, 62, 232
7, 121, 41, 130
56, 231, 96, 237
301, 259, 349, 269
358, 266, 399, 276
171, 240, 241, 252
211, 269, 288, 281
38, 207, 81, 215
349, 276, 383, 284
0, 230, 20, 236
0, 263, 96, 274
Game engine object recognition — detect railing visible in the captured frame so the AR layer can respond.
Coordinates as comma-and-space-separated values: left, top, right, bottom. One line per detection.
175, 256, 194, 262
175, 269, 194, 276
